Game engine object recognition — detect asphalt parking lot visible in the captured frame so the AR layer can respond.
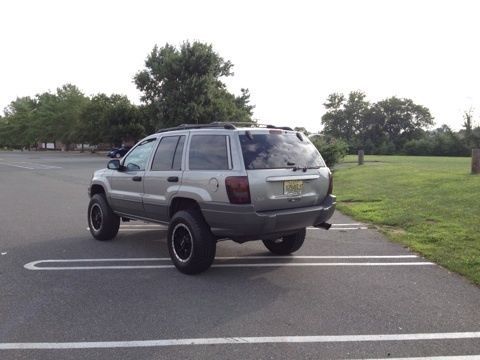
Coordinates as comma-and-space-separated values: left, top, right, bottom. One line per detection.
0, 151, 479, 360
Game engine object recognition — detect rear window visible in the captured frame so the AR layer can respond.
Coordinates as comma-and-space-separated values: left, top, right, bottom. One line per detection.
239, 132, 324, 170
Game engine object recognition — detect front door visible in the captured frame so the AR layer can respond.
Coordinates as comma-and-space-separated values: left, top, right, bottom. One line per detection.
108, 138, 157, 218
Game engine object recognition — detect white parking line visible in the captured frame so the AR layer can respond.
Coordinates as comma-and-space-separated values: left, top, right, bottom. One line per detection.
308, 226, 369, 230
24, 255, 433, 271
0, 161, 62, 169
1, 331, 479, 350
0, 162, 35, 169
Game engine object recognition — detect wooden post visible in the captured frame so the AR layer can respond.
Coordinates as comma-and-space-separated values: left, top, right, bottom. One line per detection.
472, 149, 480, 174
358, 150, 364, 165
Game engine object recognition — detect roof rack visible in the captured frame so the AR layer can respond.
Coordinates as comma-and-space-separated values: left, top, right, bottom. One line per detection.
222, 122, 293, 131
156, 123, 235, 133
156, 122, 293, 133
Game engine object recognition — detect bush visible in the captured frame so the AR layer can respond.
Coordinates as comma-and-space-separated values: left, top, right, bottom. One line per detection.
311, 136, 348, 168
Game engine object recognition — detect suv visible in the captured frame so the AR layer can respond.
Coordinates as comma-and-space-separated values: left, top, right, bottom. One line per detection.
87, 123, 335, 274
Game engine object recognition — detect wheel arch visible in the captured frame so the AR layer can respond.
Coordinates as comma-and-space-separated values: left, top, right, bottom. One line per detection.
90, 184, 106, 197
169, 197, 201, 219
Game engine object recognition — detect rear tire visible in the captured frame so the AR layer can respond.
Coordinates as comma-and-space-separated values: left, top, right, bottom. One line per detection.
262, 228, 306, 255
167, 209, 216, 274
88, 194, 120, 240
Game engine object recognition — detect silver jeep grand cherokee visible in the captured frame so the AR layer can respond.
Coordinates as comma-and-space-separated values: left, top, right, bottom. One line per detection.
88, 123, 335, 274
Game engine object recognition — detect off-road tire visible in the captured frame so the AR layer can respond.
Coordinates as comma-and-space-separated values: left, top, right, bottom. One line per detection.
262, 228, 306, 255
88, 193, 120, 241
167, 209, 216, 275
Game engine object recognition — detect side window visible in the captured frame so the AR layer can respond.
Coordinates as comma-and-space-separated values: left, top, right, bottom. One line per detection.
123, 139, 156, 171
189, 135, 229, 170
151, 136, 180, 171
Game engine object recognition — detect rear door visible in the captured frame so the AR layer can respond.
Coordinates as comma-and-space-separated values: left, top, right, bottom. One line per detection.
143, 134, 186, 222
238, 130, 330, 211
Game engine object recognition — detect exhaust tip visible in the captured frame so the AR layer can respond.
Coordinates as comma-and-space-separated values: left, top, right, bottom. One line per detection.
315, 222, 332, 230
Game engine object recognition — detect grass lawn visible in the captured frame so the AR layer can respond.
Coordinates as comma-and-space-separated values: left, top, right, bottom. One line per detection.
333, 155, 480, 285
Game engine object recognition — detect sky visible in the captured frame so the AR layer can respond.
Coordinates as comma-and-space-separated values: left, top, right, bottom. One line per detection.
1, 0, 479, 133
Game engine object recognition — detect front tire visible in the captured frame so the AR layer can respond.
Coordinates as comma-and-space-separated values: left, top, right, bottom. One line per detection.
167, 209, 216, 274
88, 194, 120, 240
262, 228, 306, 255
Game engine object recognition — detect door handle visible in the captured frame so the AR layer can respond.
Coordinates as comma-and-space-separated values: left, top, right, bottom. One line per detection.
132, 176, 142, 182
167, 176, 179, 183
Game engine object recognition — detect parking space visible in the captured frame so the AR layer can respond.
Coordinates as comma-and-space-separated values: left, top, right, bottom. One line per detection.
1, 151, 479, 360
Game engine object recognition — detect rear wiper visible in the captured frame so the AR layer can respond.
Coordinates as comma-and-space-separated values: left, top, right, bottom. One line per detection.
291, 165, 307, 172
286, 162, 307, 172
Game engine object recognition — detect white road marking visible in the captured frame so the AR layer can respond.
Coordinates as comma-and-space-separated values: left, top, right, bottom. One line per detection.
0, 162, 35, 169
331, 223, 363, 226
25, 255, 419, 264
0, 331, 479, 350
308, 226, 368, 230
24, 255, 433, 271
0, 161, 61, 170
329, 227, 369, 230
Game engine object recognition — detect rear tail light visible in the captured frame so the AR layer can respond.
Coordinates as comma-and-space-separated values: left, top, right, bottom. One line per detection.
225, 176, 251, 204
327, 172, 333, 195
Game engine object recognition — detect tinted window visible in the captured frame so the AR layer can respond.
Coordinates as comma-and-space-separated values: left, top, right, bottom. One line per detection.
123, 139, 156, 171
172, 136, 185, 170
151, 136, 180, 171
239, 132, 324, 170
189, 135, 229, 170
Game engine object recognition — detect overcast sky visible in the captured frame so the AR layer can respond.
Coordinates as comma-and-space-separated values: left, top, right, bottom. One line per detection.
1, 0, 479, 132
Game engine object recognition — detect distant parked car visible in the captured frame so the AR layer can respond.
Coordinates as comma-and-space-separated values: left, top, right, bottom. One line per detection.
107, 146, 131, 158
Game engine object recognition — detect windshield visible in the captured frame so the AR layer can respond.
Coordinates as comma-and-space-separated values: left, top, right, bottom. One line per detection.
239, 132, 325, 170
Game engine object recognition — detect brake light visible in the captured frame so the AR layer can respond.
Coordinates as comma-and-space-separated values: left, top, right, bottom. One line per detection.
225, 176, 251, 204
327, 172, 333, 195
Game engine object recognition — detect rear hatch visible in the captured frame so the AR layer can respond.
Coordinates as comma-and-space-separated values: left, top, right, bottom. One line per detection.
238, 129, 330, 212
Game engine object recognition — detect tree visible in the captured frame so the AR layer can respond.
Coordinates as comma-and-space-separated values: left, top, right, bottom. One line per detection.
321, 91, 369, 150
134, 41, 254, 129
80, 94, 145, 147
462, 109, 480, 148
369, 97, 434, 151
1, 96, 38, 148
321, 92, 434, 153
32, 84, 89, 149
311, 135, 348, 167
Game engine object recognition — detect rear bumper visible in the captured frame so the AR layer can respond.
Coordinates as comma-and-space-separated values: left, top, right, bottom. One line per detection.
201, 195, 336, 241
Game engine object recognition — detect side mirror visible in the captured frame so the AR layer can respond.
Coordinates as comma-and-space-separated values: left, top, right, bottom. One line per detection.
107, 159, 121, 170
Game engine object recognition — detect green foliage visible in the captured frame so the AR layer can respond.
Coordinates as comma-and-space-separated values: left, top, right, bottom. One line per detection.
461, 109, 480, 148
403, 125, 470, 156
335, 155, 480, 285
311, 135, 348, 167
134, 41, 254, 129
0, 85, 144, 148
0, 96, 38, 148
321, 91, 434, 154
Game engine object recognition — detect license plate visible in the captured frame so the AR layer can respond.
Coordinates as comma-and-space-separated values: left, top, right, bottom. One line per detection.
284, 180, 303, 195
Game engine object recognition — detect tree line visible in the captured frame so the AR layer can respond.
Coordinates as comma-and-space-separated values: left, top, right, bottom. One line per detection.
2, 41, 478, 157
0, 41, 254, 150
320, 91, 480, 156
